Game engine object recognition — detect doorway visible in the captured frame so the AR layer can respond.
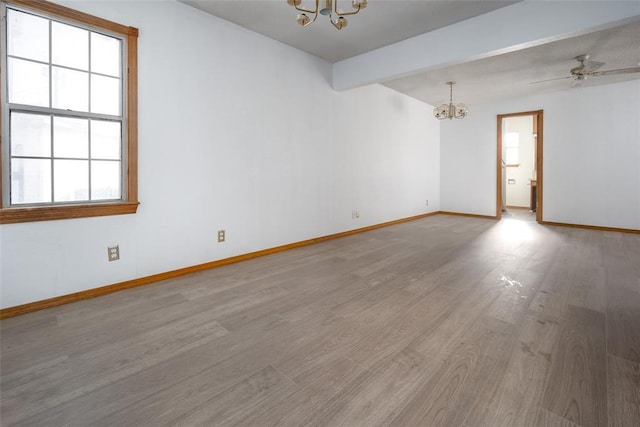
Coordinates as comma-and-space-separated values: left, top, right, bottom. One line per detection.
496, 110, 543, 222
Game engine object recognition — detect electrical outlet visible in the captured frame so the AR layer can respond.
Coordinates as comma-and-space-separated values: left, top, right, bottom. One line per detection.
217, 230, 225, 243
426, 199, 429, 206
355, 209, 360, 218
108, 245, 120, 262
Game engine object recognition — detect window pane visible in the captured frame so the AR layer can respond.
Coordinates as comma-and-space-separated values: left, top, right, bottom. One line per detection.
52, 67, 89, 112
91, 120, 121, 160
7, 9, 49, 62
91, 32, 120, 77
52, 21, 88, 70
8, 58, 49, 107
90, 75, 120, 115
11, 113, 51, 157
11, 158, 52, 204
504, 132, 519, 148
506, 147, 519, 165
53, 159, 88, 202
91, 161, 121, 200
54, 117, 89, 159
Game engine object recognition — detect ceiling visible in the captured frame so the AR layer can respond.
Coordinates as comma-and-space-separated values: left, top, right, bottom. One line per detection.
179, 1, 640, 105
180, 0, 518, 63
385, 20, 640, 106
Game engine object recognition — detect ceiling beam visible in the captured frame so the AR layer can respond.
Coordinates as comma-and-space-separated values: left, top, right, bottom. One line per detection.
332, 1, 640, 91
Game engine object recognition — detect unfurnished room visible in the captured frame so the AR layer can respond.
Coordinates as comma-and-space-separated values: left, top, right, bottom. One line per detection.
0, 0, 639, 425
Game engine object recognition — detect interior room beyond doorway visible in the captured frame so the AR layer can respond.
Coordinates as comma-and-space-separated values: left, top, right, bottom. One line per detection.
497, 110, 543, 222
504, 115, 535, 209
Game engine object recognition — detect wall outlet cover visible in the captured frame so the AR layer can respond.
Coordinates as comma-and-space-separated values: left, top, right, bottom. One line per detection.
108, 245, 120, 261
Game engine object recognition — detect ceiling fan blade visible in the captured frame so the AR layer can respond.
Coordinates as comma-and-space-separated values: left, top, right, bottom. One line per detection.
582, 60, 605, 73
529, 76, 572, 84
571, 79, 584, 88
590, 67, 640, 76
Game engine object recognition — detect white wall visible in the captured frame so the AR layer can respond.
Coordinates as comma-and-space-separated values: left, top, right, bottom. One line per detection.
441, 80, 640, 229
332, 85, 439, 231
439, 109, 497, 216
0, 1, 438, 309
504, 116, 535, 208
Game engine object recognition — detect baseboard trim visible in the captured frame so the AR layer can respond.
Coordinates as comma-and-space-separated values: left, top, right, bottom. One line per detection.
438, 211, 498, 220
540, 220, 640, 234
0, 211, 439, 319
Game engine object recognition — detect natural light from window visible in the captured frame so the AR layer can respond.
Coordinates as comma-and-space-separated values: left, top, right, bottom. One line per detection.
6, 7, 123, 205
504, 132, 519, 165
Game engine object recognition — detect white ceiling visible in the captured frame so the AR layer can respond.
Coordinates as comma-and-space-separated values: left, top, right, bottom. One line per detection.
384, 20, 640, 106
179, 0, 518, 63
178, 1, 640, 105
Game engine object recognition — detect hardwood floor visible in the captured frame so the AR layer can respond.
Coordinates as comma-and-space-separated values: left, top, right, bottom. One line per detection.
1, 213, 639, 426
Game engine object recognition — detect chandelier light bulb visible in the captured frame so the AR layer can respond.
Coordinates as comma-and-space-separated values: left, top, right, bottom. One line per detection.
455, 103, 468, 119
297, 13, 310, 26
352, 0, 367, 9
335, 16, 348, 30
433, 105, 448, 120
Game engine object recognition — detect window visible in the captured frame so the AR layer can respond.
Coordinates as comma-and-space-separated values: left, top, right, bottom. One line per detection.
504, 132, 519, 166
1, 0, 138, 224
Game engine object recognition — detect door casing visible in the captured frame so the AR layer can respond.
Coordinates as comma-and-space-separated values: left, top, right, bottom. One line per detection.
496, 110, 543, 221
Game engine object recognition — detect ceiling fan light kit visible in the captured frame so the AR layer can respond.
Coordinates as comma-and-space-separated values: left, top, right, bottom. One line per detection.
287, 0, 367, 30
433, 81, 468, 120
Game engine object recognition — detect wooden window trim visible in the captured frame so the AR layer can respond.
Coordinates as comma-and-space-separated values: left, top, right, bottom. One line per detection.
0, 0, 139, 224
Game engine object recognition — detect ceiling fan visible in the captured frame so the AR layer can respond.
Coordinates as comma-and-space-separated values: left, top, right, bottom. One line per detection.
530, 54, 640, 85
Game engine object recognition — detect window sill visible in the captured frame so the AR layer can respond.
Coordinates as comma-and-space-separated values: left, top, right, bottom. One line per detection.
0, 201, 139, 224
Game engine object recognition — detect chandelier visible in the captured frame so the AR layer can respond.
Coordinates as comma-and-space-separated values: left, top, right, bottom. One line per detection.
433, 81, 468, 120
286, 0, 368, 30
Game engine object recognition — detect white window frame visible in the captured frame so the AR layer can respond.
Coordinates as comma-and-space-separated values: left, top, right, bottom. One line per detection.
504, 131, 520, 166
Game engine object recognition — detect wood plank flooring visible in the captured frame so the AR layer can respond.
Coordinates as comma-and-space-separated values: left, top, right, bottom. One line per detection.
1, 212, 639, 426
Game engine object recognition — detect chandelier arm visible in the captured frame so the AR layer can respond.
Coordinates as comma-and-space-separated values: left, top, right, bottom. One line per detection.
304, 10, 320, 26
332, 8, 361, 16
293, 0, 320, 14
332, 3, 362, 16
293, 5, 316, 13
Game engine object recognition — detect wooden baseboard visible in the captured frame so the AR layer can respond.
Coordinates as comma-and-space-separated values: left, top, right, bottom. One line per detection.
438, 211, 498, 220
0, 211, 439, 319
540, 220, 640, 234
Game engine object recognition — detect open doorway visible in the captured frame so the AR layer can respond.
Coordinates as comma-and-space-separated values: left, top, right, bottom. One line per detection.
496, 110, 543, 222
